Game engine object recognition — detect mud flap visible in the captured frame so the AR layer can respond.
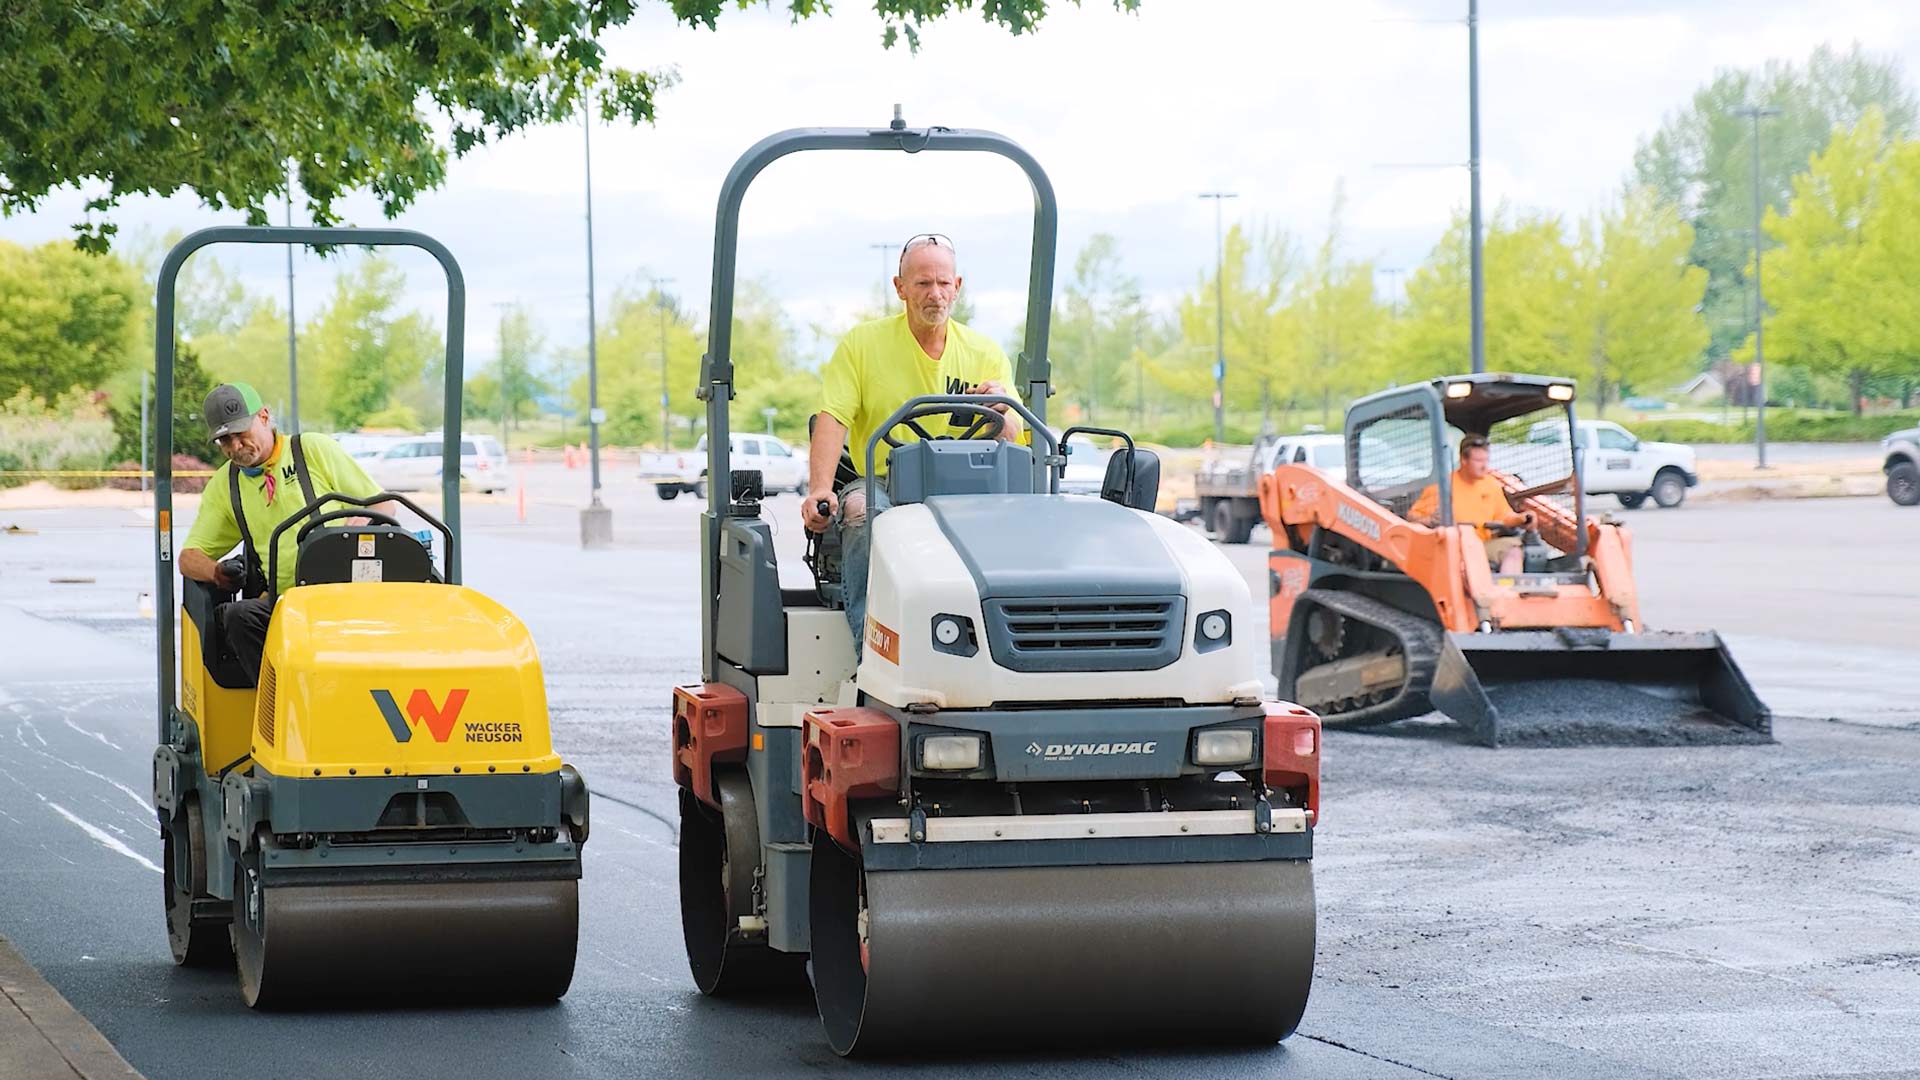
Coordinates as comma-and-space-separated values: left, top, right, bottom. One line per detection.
1443, 629, 1772, 747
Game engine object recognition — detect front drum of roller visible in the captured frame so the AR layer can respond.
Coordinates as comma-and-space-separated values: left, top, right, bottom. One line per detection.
809, 840, 1315, 1057
232, 874, 578, 1008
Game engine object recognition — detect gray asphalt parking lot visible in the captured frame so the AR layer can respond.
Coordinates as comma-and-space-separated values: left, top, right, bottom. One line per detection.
1, 470, 1915, 1079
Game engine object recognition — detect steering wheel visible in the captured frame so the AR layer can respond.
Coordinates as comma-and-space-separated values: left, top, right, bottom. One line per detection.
880, 401, 1007, 448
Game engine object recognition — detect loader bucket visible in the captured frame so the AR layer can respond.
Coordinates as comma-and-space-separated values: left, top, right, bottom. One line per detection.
1431, 629, 1772, 748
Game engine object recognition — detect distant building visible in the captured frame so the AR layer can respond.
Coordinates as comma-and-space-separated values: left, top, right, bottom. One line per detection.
1676, 371, 1725, 403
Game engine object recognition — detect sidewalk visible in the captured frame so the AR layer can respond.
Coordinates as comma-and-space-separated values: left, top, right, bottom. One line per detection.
0, 936, 143, 1080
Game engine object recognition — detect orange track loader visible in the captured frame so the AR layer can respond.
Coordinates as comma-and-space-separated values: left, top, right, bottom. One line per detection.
1256, 373, 1769, 747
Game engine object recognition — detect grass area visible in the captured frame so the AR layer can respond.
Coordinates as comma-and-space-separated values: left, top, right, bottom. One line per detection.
1625, 408, 1919, 443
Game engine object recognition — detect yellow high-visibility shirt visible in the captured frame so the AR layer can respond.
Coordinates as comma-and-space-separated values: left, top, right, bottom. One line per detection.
184, 432, 384, 593
819, 313, 1014, 477
1408, 469, 1523, 541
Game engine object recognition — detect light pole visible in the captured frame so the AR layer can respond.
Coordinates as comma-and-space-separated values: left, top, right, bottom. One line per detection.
580, 87, 613, 547
1199, 191, 1238, 443
652, 277, 675, 449
1467, 0, 1485, 373
870, 243, 894, 309
1379, 266, 1404, 317
1125, 292, 1144, 423
285, 161, 300, 433
1736, 104, 1781, 470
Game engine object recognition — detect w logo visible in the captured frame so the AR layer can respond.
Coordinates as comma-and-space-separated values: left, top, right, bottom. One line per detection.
372, 689, 470, 743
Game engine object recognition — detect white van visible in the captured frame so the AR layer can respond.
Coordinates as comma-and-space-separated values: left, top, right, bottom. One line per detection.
364, 434, 511, 494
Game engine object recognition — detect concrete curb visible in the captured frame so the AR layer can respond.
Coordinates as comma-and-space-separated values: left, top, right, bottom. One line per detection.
0, 936, 144, 1080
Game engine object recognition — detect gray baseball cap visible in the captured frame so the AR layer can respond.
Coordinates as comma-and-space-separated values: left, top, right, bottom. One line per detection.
203, 382, 266, 441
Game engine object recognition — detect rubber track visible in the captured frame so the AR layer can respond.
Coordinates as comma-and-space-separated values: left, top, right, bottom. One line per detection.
1284, 588, 1443, 729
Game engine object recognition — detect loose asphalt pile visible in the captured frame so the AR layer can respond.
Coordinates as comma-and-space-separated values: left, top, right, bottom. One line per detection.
1482, 677, 1773, 747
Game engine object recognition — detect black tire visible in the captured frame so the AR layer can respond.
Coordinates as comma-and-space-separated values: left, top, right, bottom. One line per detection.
657, 485, 679, 501
692, 480, 708, 500
1651, 470, 1687, 509
164, 799, 230, 968
1889, 461, 1920, 506
678, 775, 807, 996
1616, 492, 1647, 510
1214, 500, 1254, 544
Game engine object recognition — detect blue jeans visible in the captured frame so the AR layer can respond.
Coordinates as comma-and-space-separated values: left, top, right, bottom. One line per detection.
838, 477, 891, 657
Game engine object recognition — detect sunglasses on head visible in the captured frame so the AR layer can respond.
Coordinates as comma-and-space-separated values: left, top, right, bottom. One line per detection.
899, 233, 955, 267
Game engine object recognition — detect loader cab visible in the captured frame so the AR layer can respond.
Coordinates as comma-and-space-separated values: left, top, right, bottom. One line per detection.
1347, 373, 1587, 566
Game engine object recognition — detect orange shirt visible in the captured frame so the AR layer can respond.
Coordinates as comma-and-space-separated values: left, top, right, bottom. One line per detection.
1408, 469, 1523, 540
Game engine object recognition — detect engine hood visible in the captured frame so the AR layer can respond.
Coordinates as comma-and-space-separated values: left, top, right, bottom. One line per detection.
921, 494, 1183, 599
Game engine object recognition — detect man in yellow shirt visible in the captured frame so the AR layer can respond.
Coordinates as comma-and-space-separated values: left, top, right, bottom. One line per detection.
800, 233, 1025, 651
180, 382, 394, 681
1408, 435, 1534, 574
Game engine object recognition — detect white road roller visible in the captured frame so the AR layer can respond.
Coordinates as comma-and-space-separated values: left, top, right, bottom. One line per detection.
669, 118, 1322, 1057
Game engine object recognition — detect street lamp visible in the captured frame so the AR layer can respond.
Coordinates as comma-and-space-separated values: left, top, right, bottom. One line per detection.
870, 243, 894, 310
285, 160, 300, 434
1378, 266, 1405, 317
1735, 103, 1781, 470
580, 86, 613, 549
1125, 292, 1144, 423
1199, 191, 1238, 443
651, 276, 676, 450
762, 407, 777, 435
1467, 0, 1485, 373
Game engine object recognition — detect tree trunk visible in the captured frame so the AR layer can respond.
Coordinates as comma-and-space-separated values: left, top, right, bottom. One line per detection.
1850, 370, 1866, 417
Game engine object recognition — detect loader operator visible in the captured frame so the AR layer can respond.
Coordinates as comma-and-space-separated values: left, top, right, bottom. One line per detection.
1409, 434, 1534, 574
179, 382, 394, 682
800, 233, 1025, 655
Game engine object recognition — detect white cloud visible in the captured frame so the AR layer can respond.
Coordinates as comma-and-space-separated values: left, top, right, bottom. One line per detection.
4, 0, 1918, 370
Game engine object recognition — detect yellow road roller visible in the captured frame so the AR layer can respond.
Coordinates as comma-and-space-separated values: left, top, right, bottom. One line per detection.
149, 227, 588, 1006
671, 120, 1323, 1055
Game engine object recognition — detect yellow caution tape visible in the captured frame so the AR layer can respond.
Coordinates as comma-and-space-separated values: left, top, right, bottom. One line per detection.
0, 469, 216, 478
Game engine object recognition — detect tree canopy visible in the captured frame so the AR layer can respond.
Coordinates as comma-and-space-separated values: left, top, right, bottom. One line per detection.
1, 0, 1135, 253
1633, 44, 1916, 365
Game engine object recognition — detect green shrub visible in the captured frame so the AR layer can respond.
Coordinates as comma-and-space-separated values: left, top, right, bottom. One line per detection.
361, 403, 422, 431
1631, 410, 1920, 444
0, 385, 117, 487
1130, 420, 1258, 447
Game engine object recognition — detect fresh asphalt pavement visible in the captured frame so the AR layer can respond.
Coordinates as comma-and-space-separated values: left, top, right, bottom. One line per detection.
0, 468, 1914, 1079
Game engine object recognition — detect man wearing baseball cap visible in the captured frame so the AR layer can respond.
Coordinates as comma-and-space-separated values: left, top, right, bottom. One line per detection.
179, 382, 394, 681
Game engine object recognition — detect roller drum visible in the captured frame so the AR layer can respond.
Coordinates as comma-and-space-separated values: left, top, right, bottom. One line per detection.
811, 839, 1315, 1056
232, 874, 578, 1007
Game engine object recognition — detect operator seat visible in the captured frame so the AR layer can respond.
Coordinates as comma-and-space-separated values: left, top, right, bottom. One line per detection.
293, 524, 437, 587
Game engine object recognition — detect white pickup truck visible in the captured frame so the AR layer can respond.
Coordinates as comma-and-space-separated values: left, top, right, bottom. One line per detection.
1530, 419, 1699, 509
638, 432, 808, 501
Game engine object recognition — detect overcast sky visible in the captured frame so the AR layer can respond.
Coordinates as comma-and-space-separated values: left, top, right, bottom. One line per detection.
5, 0, 1919, 372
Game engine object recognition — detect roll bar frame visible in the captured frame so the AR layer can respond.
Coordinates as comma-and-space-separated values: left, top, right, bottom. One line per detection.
697, 120, 1059, 681
151, 226, 467, 744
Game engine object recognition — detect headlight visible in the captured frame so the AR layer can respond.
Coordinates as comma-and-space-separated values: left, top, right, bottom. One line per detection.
1193, 728, 1256, 766
1195, 609, 1232, 653
919, 734, 983, 771
930, 614, 978, 657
